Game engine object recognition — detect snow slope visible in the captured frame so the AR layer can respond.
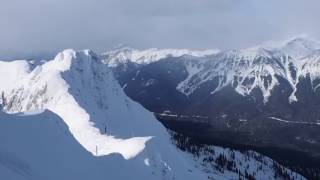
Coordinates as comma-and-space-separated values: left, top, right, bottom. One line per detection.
0, 110, 207, 180
0, 60, 30, 93
0, 110, 120, 180
0, 49, 305, 180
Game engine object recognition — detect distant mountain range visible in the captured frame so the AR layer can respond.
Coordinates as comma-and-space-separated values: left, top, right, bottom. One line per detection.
103, 37, 320, 179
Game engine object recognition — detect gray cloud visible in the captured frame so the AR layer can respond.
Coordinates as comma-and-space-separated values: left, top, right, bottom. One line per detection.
1, 0, 320, 58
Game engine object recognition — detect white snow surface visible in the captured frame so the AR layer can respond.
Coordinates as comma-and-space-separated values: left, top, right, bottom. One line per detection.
0, 110, 205, 180
0, 60, 30, 93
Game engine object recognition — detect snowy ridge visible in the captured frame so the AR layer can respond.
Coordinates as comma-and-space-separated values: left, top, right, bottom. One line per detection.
2, 49, 153, 159
102, 47, 219, 67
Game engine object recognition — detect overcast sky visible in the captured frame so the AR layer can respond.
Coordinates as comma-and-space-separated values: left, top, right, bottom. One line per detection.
1, 0, 320, 58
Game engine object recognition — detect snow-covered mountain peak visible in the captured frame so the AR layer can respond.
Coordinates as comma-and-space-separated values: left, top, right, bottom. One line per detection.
285, 37, 319, 49
1, 49, 155, 160
129, 48, 219, 64
280, 37, 320, 59
44, 49, 75, 71
244, 47, 273, 57
222, 47, 274, 61
312, 50, 320, 59
46, 49, 100, 72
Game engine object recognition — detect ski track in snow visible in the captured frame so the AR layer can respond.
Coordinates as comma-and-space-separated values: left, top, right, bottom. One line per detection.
268, 117, 320, 125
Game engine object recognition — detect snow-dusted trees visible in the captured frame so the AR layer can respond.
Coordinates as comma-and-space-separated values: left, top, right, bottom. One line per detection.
0, 91, 5, 110
169, 131, 302, 180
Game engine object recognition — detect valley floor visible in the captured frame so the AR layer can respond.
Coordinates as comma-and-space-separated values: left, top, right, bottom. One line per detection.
157, 114, 320, 180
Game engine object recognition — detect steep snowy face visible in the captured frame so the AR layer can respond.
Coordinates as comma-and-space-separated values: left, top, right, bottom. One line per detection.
300, 50, 320, 78
177, 48, 295, 102
101, 48, 134, 68
102, 47, 219, 67
0, 60, 30, 93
